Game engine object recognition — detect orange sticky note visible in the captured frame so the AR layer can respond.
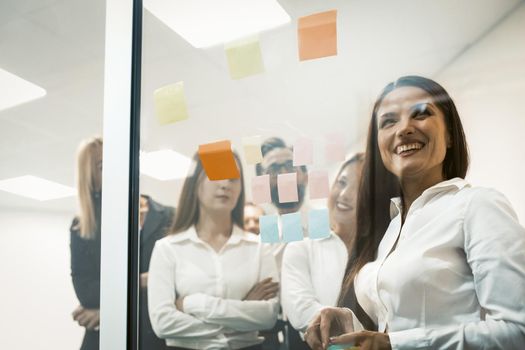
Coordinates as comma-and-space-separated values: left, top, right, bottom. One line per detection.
198, 140, 240, 181
298, 10, 337, 61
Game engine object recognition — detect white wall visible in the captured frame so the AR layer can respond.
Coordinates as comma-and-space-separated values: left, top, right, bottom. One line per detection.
0, 209, 84, 350
437, 3, 525, 222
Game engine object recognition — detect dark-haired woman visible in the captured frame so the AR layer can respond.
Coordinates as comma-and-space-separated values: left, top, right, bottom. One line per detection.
281, 154, 364, 339
148, 153, 279, 350
305, 76, 525, 350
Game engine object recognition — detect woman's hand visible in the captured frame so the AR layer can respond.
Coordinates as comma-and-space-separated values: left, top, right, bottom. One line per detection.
72, 305, 100, 330
330, 330, 391, 350
305, 307, 355, 350
175, 296, 185, 312
243, 277, 279, 301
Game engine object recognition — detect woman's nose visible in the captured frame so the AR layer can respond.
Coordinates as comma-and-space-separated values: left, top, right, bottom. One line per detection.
396, 115, 415, 138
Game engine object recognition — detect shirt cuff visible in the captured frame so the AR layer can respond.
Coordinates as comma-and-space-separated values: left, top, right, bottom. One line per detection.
388, 328, 430, 350
183, 293, 207, 317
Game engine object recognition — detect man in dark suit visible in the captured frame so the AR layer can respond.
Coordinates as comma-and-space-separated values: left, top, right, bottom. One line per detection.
138, 195, 175, 350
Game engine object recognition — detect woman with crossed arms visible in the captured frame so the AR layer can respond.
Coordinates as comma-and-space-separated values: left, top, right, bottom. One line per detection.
148, 153, 279, 350
305, 76, 525, 349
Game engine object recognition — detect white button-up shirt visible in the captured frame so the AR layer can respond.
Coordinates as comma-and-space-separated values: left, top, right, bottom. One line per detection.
281, 232, 348, 331
354, 178, 525, 349
148, 225, 279, 349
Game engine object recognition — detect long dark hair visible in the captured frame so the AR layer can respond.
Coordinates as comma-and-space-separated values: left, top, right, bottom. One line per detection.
338, 76, 470, 326
169, 152, 246, 234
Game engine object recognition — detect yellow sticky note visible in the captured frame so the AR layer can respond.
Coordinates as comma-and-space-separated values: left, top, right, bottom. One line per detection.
242, 136, 263, 164
298, 10, 337, 61
153, 82, 189, 125
225, 36, 265, 80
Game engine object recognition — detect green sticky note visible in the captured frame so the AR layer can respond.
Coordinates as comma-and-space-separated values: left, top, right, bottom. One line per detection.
225, 36, 265, 80
153, 82, 189, 125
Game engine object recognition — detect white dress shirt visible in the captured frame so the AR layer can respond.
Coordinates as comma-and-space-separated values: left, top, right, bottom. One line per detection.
281, 232, 348, 331
148, 225, 279, 349
353, 178, 525, 349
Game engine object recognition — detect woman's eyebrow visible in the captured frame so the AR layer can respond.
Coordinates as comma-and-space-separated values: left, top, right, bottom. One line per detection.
379, 111, 396, 119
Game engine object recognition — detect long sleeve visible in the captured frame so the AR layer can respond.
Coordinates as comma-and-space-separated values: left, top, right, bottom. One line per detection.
281, 242, 325, 331
183, 244, 279, 332
388, 189, 525, 349
147, 240, 228, 339
70, 225, 100, 309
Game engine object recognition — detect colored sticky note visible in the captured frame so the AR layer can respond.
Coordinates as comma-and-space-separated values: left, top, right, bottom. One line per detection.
309, 170, 330, 199
278, 173, 299, 203
325, 132, 346, 163
327, 344, 358, 350
225, 36, 265, 80
242, 136, 263, 165
282, 212, 303, 242
260, 215, 280, 243
298, 10, 338, 61
198, 140, 240, 180
153, 82, 189, 125
293, 137, 314, 166
252, 175, 271, 204
308, 208, 330, 239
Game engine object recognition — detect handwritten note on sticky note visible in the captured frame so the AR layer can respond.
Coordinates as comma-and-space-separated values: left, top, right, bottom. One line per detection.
308, 208, 330, 239
153, 82, 189, 125
225, 36, 265, 80
252, 175, 271, 204
198, 140, 240, 180
242, 136, 263, 165
293, 137, 314, 166
278, 173, 299, 203
260, 215, 280, 243
309, 170, 330, 199
282, 212, 303, 242
298, 10, 337, 61
325, 132, 346, 163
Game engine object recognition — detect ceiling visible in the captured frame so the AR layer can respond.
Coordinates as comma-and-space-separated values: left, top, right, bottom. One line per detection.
0, 0, 523, 214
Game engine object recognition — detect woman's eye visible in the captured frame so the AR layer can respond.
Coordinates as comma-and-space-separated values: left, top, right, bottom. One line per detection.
380, 118, 395, 128
414, 107, 432, 119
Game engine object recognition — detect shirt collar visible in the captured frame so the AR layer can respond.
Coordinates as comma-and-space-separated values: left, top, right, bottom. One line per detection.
168, 225, 256, 245
390, 177, 470, 217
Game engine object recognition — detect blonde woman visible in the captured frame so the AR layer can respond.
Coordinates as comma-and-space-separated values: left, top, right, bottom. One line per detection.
70, 137, 103, 350
148, 153, 279, 350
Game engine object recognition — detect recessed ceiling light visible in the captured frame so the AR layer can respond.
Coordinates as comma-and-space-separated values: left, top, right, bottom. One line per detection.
0, 175, 76, 201
0, 68, 46, 112
144, 0, 291, 48
140, 149, 193, 180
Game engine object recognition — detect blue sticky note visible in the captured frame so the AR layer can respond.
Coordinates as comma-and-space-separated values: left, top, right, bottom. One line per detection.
308, 208, 330, 239
260, 215, 280, 243
327, 344, 357, 350
282, 212, 303, 242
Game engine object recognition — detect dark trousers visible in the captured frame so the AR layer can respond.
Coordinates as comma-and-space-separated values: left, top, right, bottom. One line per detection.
80, 330, 99, 350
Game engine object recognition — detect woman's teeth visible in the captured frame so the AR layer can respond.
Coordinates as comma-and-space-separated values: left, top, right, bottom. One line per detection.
336, 202, 351, 210
396, 143, 423, 154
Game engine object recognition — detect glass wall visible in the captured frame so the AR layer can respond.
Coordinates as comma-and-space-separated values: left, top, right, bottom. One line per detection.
0, 1, 106, 349
136, 0, 525, 349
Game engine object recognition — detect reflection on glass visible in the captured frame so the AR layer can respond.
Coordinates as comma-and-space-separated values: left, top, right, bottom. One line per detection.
138, 1, 525, 349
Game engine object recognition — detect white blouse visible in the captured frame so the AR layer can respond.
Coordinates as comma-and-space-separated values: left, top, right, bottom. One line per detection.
148, 225, 279, 350
354, 178, 525, 349
281, 232, 348, 331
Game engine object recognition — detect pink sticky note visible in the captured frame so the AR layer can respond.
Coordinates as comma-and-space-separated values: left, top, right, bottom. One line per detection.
278, 173, 299, 203
309, 170, 330, 199
293, 137, 314, 166
325, 133, 345, 163
252, 175, 271, 204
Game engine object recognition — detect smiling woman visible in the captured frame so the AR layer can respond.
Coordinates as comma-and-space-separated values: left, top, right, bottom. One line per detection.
305, 76, 525, 350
